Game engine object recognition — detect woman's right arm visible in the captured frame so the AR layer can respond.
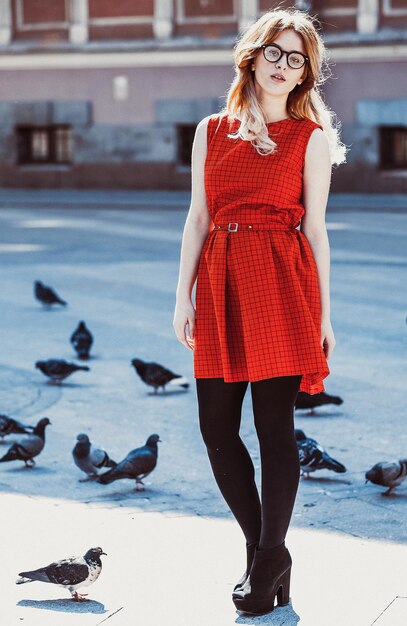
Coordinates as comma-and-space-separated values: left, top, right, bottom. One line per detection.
173, 116, 212, 351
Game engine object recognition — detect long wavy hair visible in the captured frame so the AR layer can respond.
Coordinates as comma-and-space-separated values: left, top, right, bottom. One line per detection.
222, 7, 347, 166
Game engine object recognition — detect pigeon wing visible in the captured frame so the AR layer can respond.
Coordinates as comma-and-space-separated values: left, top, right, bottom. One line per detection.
146, 362, 179, 387
90, 446, 111, 469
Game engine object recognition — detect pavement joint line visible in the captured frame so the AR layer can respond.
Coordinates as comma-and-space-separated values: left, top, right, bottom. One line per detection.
94, 606, 124, 625
369, 596, 407, 625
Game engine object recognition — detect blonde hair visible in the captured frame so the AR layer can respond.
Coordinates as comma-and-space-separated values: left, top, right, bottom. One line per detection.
222, 7, 347, 166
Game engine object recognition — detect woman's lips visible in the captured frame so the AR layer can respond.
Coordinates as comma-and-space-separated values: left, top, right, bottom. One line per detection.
270, 75, 285, 83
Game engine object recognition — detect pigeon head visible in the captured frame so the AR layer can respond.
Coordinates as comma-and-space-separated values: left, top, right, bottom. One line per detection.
36, 417, 51, 428
84, 547, 107, 563
295, 429, 307, 441
146, 434, 161, 447
78, 321, 86, 329
35, 361, 44, 369
34, 281, 43, 288
33, 417, 51, 438
77, 433, 90, 443
131, 359, 145, 373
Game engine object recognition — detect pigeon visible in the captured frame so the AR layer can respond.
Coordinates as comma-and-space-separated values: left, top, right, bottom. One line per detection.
131, 358, 189, 394
0, 414, 33, 439
98, 434, 161, 491
72, 434, 116, 482
295, 429, 346, 477
16, 547, 106, 602
70, 321, 93, 360
295, 391, 343, 411
34, 280, 67, 307
36, 359, 90, 383
0, 417, 51, 467
365, 459, 407, 495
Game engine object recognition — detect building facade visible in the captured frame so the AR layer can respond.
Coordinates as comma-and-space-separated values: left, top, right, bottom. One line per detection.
0, 0, 406, 192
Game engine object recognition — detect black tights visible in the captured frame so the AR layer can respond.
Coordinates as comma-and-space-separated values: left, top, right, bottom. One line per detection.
196, 376, 302, 549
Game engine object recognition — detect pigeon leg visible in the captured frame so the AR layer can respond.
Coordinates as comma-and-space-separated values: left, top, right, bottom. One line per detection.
135, 478, 145, 492
71, 591, 89, 602
383, 486, 395, 496
24, 459, 35, 468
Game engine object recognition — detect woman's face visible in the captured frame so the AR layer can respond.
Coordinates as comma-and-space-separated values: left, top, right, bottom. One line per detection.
251, 29, 307, 99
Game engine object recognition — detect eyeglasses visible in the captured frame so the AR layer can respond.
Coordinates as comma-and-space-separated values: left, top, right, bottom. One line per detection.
261, 43, 309, 69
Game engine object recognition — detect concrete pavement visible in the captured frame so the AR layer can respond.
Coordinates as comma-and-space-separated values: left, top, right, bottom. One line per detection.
0, 199, 406, 625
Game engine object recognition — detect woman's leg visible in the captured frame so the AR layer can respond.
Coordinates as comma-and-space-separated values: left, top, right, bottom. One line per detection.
196, 377, 262, 544
250, 375, 302, 550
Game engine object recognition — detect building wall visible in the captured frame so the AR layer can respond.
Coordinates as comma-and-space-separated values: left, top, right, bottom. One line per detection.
0, 0, 406, 192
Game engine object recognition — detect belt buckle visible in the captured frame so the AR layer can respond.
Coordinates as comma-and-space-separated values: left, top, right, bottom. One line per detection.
228, 222, 238, 232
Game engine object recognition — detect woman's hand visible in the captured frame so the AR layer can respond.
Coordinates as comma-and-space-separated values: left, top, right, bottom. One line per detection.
321, 317, 336, 360
173, 299, 196, 351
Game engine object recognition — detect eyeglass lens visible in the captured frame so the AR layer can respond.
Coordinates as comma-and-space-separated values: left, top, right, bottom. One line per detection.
264, 45, 305, 69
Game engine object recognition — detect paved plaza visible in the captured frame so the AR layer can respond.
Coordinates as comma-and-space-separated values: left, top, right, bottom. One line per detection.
0, 191, 406, 625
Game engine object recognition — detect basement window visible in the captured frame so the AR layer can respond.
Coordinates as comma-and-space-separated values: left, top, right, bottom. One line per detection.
16, 125, 72, 165
380, 126, 407, 170
177, 124, 197, 167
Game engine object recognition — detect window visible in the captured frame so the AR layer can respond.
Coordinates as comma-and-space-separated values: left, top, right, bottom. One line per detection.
16, 125, 72, 164
177, 123, 197, 167
380, 126, 407, 170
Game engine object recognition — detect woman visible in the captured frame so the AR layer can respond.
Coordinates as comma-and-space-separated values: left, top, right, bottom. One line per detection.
173, 7, 347, 616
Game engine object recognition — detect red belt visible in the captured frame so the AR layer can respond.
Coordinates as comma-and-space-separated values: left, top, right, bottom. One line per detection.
213, 222, 298, 232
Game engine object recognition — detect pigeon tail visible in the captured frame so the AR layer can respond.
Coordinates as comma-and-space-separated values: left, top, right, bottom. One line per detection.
322, 456, 347, 473
16, 576, 34, 585
97, 468, 118, 484
168, 376, 189, 389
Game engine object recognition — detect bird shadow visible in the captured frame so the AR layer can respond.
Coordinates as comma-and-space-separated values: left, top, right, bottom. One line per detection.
145, 389, 189, 397
44, 381, 95, 389
295, 410, 344, 418
5, 465, 56, 475
17, 598, 107, 614
300, 475, 352, 485
235, 601, 300, 624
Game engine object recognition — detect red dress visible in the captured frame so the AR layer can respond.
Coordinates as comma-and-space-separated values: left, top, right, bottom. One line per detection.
193, 113, 330, 394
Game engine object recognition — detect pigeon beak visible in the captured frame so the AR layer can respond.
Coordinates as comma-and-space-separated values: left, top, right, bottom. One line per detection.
158, 438, 162, 442
365, 479, 369, 484
101, 551, 107, 556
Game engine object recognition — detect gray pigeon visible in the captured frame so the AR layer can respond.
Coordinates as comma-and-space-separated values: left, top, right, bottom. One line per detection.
72, 434, 116, 482
97, 434, 161, 491
131, 358, 189, 394
34, 280, 67, 307
70, 321, 93, 360
16, 547, 106, 602
36, 359, 90, 383
295, 429, 346, 477
0, 414, 33, 439
365, 459, 407, 495
0, 417, 51, 467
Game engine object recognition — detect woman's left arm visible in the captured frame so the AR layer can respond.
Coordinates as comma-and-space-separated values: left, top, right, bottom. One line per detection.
301, 128, 336, 360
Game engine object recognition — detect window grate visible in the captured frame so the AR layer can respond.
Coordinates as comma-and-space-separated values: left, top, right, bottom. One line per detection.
16, 125, 72, 165
380, 126, 407, 170
177, 124, 197, 167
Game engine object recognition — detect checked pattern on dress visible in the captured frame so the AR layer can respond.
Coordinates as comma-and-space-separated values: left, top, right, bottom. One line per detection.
193, 113, 330, 395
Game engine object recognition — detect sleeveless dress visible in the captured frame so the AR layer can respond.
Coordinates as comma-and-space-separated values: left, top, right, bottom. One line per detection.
193, 113, 330, 394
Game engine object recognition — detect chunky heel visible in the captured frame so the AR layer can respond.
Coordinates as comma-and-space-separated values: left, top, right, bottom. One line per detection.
276, 566, 291, 606
232, 542, 292, 615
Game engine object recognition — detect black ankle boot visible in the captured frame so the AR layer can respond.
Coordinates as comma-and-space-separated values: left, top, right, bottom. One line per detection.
232, 542, 291, 615
233, 541, 257, 592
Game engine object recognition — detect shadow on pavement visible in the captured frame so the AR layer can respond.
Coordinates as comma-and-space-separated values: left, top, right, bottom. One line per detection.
234, 602, 300, 624
17, 598, 106, 613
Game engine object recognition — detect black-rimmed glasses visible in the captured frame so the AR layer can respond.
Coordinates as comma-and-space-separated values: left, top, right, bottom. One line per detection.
261, 43, 309, 69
